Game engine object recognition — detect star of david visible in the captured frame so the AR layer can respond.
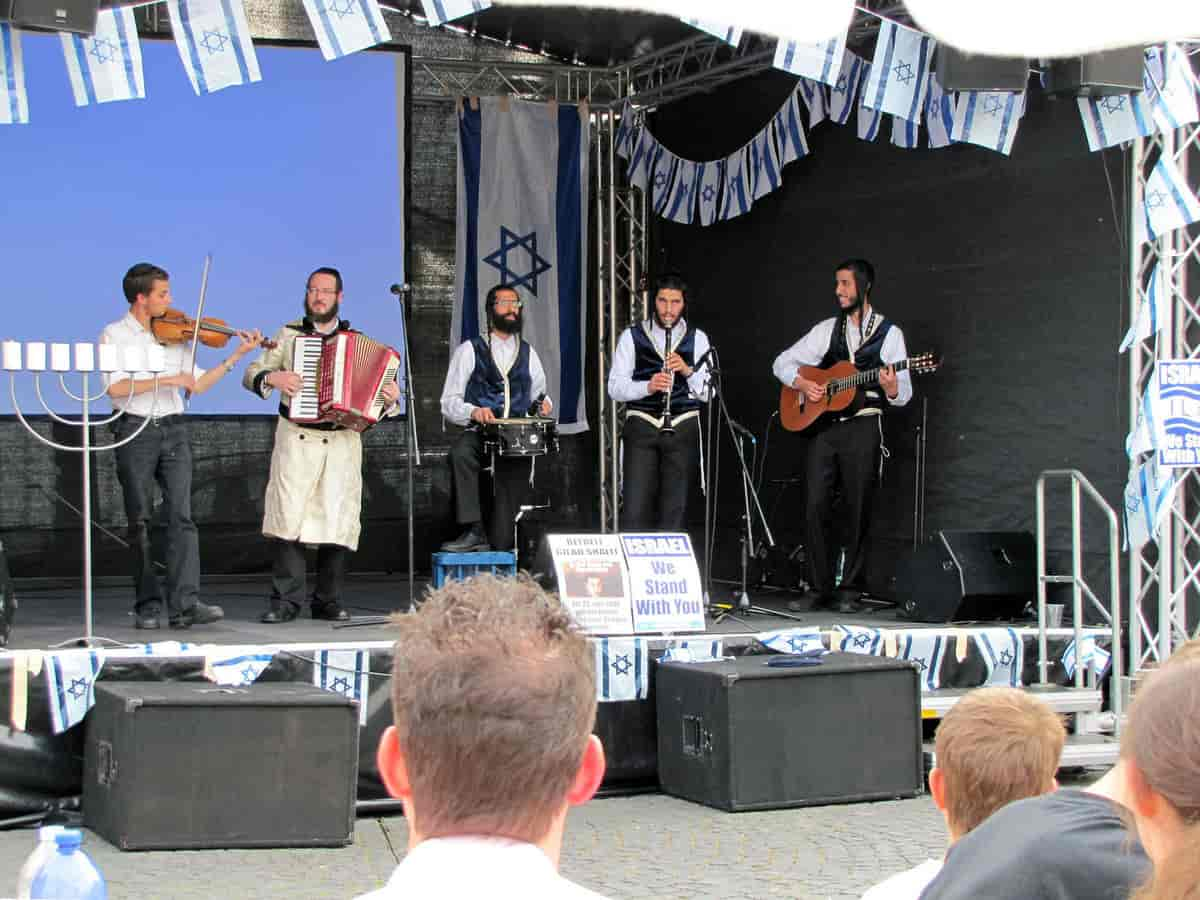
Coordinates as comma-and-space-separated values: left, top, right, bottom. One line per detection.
1099, 95, 1127, 114
893, 61, 915, 86
67, 677, 89, 700
199, 29, 231, 54
701, 184, 716, 204
1145, 190, 1167, 210
982, 95, 1005, 117
482, 226, 552, 297
912, 657, 928, 673
999, 649, 1014, 666
853, 633, 871, 649
330, 676, 352, 695
786, 636, 807, 652
88, 38, 118, 65
834, 74, 849, 94
323, 0, 358, 17
611, 654, 632, 676
241, 664, 259, 683
653, 170, 668, 188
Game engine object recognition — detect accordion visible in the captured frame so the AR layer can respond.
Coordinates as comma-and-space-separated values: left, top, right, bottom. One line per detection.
290, 331, 401, 432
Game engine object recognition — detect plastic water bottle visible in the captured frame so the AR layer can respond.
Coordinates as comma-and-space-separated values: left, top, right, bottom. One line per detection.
15, 825, 65, 899
27, 830, 107, 900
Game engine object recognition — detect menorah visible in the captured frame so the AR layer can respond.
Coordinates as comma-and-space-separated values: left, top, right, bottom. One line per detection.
3, 339, 167, 646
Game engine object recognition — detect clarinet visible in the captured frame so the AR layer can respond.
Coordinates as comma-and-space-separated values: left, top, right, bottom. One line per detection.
661, 321, 675, 435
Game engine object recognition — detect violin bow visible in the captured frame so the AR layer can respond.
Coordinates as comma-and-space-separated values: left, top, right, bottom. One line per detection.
184, 253, 212, 405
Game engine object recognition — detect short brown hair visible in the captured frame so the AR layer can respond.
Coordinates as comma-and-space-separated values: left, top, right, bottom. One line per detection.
934, 687, 1066, 836
123, 263, 168, 303
388, 573, 596, 843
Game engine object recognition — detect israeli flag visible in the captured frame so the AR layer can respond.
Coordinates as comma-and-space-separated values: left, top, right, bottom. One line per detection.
313, 648, 370, 725
720, 146, 751, 220
1143, 154, 1200, 240
650, 146, 680, 218
419, 0, 490, 27
835, 624, 883, 655
167, 0, 261, 95
975, 628, 1023, 687
899, 632, 947, 692
594, 637, 648, 701
857, 89, 882, 142
891, 115, 919, 149
614, 101, 636, 160
681, 18, 743, 47
138, 641, 195, 655
663, 159, 697, 224
44, 650, 105, 734
1125, 454, 1179, 550
925, 73, 955, 148
1078, 92, 1154, 152
695, 159, 724, 227
757, 629, 824, 655
1127, 367, 1168, 458
773, 31, 848, 88
952, 91, 1023, 156
749, 129, 781, 200
454, 98, 590, 434
773, 91, 809, 165
1145, 44, 1200, 133
1120, 262, 1168, 353
206, 649, 274, 686
660, 638, 724, 663
828, 50, 865, 125
60, 8, 144, 107
797, 78, 829, 128
862, 21, 934, 122
1061, 636, 1112, 681
0, 23, 29, 125
626, 124, 655, 191
300, 0, 390, 61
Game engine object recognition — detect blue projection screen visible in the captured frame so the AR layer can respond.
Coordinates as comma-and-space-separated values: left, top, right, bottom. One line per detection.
3, 34, 408, 413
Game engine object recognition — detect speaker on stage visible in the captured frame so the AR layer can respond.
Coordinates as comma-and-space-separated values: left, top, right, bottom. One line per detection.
1044, 48, 1144, 97
895, 530, 1035, 623
935, 46, 1029, 93
2, 0, 99, 35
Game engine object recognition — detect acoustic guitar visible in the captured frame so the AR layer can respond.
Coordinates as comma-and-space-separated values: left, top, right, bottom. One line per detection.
779, 352, 939, 432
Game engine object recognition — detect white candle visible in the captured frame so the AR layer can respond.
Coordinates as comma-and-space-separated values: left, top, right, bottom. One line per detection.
122, 346, 146, 374
25, 342, 46, 371
98, 344, 120, 372
145, 344, 167, 373
2, 340, 20, 371
51, 343, 71, 372
74, 343, 95, 372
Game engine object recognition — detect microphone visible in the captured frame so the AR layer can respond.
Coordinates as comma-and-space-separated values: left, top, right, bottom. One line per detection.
527, 392, 546, 416
389, 283, 412, 295
728, 417, 756, 443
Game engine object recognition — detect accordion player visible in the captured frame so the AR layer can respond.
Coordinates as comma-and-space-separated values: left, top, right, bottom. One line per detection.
290, 330, 402, 432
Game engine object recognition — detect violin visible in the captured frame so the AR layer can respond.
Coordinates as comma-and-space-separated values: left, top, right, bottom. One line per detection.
150, 308, 276, 349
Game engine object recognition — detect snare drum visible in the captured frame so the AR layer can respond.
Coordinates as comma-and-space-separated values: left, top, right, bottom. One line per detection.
483, 417, 559, 458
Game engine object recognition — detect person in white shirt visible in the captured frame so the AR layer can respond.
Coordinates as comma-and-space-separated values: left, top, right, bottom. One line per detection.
358, 573, 609, 900
439, 284, 552, 553
100, 262, 261, 630
772, 258, 912, 613
861, 687, 1064, 900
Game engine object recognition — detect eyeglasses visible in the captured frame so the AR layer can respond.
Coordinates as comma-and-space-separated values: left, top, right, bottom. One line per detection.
306, 287, 338, 298
493, 298, 523, 309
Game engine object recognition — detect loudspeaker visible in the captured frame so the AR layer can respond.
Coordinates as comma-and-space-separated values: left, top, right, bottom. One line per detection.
3, 0, 99, 35
935, 46, 1029, 92
0, 538, 13, 649
895, 530, 1034, 623
1045, 48, 1144, 97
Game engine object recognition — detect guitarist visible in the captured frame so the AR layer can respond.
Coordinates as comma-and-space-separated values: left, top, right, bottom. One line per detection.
771, 258, 911, 614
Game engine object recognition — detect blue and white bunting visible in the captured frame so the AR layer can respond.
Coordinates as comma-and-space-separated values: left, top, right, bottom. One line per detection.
681, 18, 743, 47
137, 641, 196, 655
1143, 154, 1200, 240
952, 90, 1023, 156
721, 146, 751, 220
313, 648, 370, 725
773, 91, 809, 165
60, 8, 144, 107
659, 638, 724, 663
899, 632, 947, 691
975, 628, 1023, 687
626, 124, 654, 190
835, 624, 883, 655
594, 637, 648, 701
828, 50, 864, 125
797, 78, 829, 128
166, 0, 261, 95
925, 72, 955, 148
300, 0, 391, 61
891, 115, 919, 149
650, 146, 680, 217
419, 0, 490, 27
663, 158, 697, 224
861, 21, 934, 122
614, 101, 636, 160
695, 159, 724, 227
1061, 636, 1112, 681
44, 650, 105, 734
1127, 367, 1168, 458
0, 24, 29, 125
756, 628, 824, 654
1120, 262, 1168, 353
1146, 44, 1200, 133
773, 31, 848, 88
1078, 91, 1154, 152
206, 649, 275, 686
1124, 455, 1178, 550
749, 129, 781, 200
857, 86, 882, 142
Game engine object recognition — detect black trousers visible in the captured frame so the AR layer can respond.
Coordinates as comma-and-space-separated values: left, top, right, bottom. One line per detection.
621, 415, 700, 532
448, 428, 533, 551
270, 539, 347, 609
112, 416, 199, 618
804, 415, 881, 598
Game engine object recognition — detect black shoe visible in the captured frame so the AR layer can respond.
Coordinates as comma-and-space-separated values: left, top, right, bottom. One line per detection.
311, 600, 350, 622
440, 524, 491, 553
170, 602, 224, 629
834, 592, 862, 614
260, 602, 300, 624
791, 592, 834, 612
134, 612, 161, 630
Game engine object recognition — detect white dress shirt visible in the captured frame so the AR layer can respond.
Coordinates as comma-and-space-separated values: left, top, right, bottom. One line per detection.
772, 308, 912, 409
860, 858, 943, 900
440, 333, 549, 426
607, 318, 713, 404
99, 312, 206, 418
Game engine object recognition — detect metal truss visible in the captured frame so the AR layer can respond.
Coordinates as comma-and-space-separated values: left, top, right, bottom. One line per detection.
1128, 52, 1200, 672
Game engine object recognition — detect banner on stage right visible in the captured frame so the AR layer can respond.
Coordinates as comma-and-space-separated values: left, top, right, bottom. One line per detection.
1157, 360, 1200, 468
621, 533, 706, 634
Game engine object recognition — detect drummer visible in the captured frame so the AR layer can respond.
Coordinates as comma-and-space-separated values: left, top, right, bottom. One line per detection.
439, 283, 553, 553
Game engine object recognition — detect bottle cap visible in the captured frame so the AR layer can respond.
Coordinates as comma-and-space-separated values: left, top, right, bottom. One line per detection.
54, 829, 82, 850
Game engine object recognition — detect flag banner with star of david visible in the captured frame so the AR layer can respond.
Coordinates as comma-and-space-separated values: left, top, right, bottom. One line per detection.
773, 91, 809, 166
891, 114, 919, 149
1145, 44, 1200, 134
659, 638, 724, 663
924, 72, 955, 149
1126, 364, 1168, 459
797, 76, 829, 128
1142, 154, 1200, 241
0, 24, 29, 125
1077, 91, 1154, 152
1120, 262, 1168, 355
899, 632, 947, 692
951, 90, 1024, 156
662, 158, 698, 224
650, 145, 681, 218
1061, 636, 1112, 681
1125, 450, 1179, 550
857, 81, 882, 142
59, 8, 144, 107
828, 50, 864, 125
300, 0, 391, 62
454, 97, 589, 433
720, 145, 751, 220
419, 0, 491, 27
312, 648, 370, 725
166, 0, 261, 96
755, 628, 825, 655
614, 100, 636, 160
694, 159, 725, 227
772, 30, 848, 88
680, 18, 743, 47
205, 649, 275, 686
861, 21, 934, 123
44, 649, 105, 734
593, 637, 649, 701
834, 624, 883, 655
748, 128, 781, 201
974, 627, 1024, 687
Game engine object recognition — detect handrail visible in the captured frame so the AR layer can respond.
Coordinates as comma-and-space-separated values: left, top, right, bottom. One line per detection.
1035, 469, 1124, 731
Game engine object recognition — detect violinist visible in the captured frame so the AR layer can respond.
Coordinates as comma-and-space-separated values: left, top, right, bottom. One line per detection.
100, 262, 263, 631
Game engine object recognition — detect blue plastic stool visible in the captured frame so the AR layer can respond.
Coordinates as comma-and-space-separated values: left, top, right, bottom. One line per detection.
431, 551, 518, 588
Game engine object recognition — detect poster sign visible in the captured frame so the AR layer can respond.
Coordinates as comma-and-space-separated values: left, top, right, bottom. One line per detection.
1158, 360, 1200, 468
620, 533, 706, 634
547, 534, 633, 635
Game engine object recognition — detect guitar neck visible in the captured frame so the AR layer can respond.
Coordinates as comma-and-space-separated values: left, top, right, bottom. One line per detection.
837, 359, 910, 390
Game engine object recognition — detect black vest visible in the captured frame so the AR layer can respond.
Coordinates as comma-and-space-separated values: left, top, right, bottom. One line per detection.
818, 313, 894, 412
463, 336, 533, 417
627, 321, 702, 416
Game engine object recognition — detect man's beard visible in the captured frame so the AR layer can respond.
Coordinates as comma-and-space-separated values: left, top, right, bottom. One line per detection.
839, 294, 863, 316
306, 300, 340, 325
652, 308, 682, 331
490, 309, 522, 334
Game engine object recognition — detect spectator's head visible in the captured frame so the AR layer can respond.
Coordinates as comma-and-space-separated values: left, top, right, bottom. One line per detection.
931, 687, 1066, 842
377, 573, 604, 862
